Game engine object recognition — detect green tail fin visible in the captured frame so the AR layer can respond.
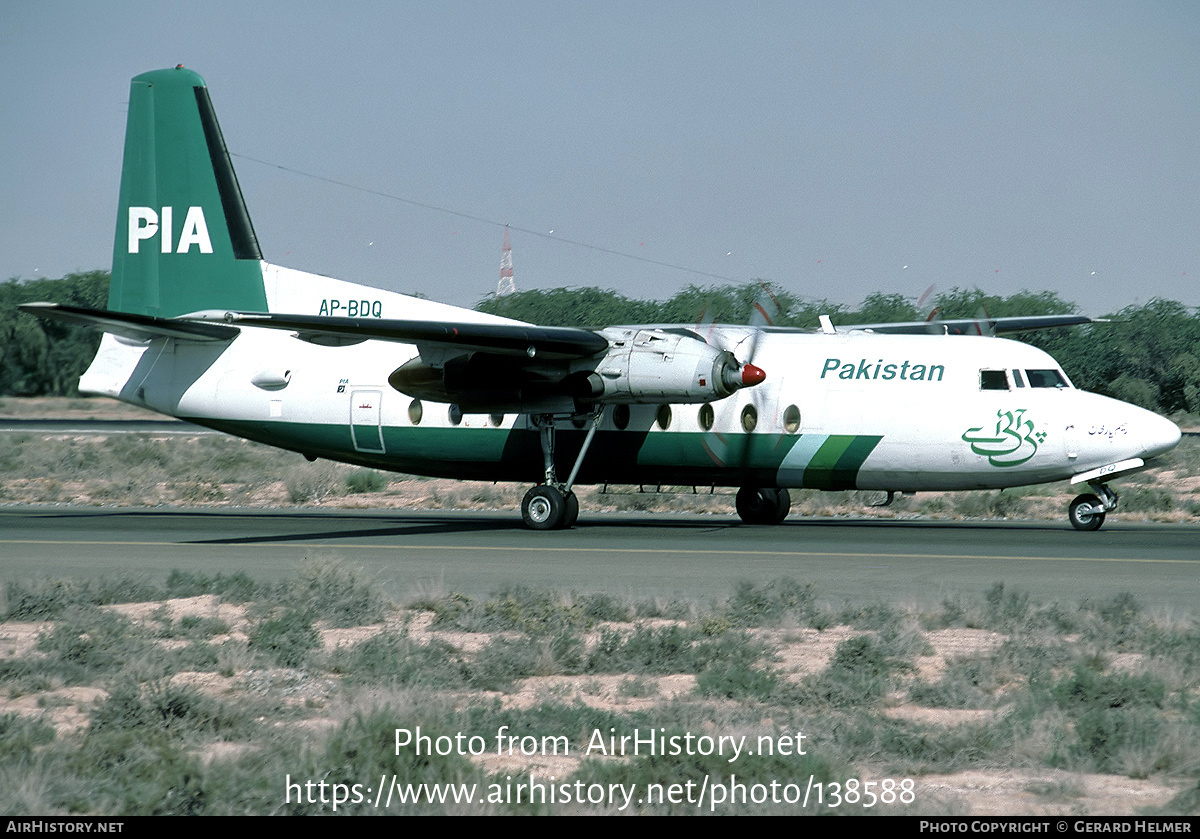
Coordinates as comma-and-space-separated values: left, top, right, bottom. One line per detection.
108, 67, 268, 317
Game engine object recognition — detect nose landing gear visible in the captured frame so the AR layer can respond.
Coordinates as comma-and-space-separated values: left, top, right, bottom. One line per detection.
1068, 483, 1118, 531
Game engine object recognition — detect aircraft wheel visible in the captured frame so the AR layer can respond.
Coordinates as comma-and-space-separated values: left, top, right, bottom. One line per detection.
563, 492, 580, 529
736, 487, 789, 525
1069, 493, 1106, 531
774, 488, 792, 523
522, 485, 568, 530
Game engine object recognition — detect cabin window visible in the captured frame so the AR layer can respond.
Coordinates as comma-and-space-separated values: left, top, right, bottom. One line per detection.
783, 404, 801, 434
612, 404, 630, 430
979, 369, 1009, 390
408, 399, 423, 426
656, 405, 672, 430
741, 404, 758, 433
698, 403, 714, 431
1026, 369, 1069, 388
490, 413, 505, 428
448, 404, 463, 426
1012, 369, 1026, 388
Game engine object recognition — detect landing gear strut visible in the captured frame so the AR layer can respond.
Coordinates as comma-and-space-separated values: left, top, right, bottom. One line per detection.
1068, 482, 1118, 531
736, 486, 791, 524
521, 411, 599, 530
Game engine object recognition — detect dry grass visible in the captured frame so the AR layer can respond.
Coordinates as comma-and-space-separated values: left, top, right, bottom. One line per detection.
0, 570, 1197, 815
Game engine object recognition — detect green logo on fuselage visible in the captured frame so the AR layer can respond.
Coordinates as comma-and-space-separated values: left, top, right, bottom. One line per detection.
962, 409, 1048, 467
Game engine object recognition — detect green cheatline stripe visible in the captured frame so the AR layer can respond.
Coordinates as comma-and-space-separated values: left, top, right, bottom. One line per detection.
830, 435, 883, 489
804, 435, 882, 489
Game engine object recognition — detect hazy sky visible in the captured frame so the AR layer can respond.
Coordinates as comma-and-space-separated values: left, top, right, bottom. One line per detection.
3, 1, 1197, 316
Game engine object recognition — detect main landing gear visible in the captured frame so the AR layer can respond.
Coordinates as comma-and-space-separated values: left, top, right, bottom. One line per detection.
521, 412, 599, 530
735, 486, 791, 525
1068, 483, 1118, 532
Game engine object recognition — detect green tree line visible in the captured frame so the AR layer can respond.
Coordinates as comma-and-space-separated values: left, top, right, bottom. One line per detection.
3, 272, 1197, 416
1, 271, 108, 396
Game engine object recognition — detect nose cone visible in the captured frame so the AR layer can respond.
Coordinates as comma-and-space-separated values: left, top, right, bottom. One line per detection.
1139, 411, 1181, 460
741, 363, 766, 387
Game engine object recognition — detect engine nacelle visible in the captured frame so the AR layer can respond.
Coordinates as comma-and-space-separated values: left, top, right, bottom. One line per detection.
587, 328, 763, 404
387, 328, 765, 413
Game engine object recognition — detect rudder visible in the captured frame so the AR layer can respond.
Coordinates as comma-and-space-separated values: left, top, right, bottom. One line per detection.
109, 66, 268, 317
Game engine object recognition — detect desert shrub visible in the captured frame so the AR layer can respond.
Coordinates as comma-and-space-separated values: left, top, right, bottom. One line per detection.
481, 587, 588, 635
247, 609, 320, 668
1068, 706, 1164, 773
430, 587, 593, 635
587, 624, 703, 674
35, 607, 151, 684
1076, 591, 1146, 649
165, 569, 262, 602
954, 491, 1027, 519
3, 577, 163, 620
836, 713, 1014, 774
90, 681, 253, 740
1119, 487, 1175, 513
1050, 665, 1165, 712
806, 634, 896, 707
72, 728, 209, 815
695, 661, 778, 701
840, 601, 905, 633
334, 631, 466, 688
277, 560, 385, 627
0, 713, 55, 761
284, 461, 344, 503
345, 468, 389, 494
468, 631, 585, 692
908, 656, 1004, 709
725, 578, 819, 627
577, 592, 633, 623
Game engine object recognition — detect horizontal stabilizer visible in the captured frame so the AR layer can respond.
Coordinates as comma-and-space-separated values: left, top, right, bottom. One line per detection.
19, 303, 239, 342
213, 311, 610, 360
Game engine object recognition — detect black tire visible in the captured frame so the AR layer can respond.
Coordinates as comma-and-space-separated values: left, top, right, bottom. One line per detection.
1069, 493, 1105, 531
736, 487, 790, 524
773, 487, 791, 523
522, 485, 567, 530
562, 491, 580, 529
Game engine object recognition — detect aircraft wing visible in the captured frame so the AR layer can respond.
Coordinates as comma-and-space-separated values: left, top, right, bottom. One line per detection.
215, 312, 610, 360
19, 303, 240, 342
833, 314, 1102, 335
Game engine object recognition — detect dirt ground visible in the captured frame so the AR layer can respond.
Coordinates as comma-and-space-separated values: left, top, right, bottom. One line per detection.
0, 594, 1187, 816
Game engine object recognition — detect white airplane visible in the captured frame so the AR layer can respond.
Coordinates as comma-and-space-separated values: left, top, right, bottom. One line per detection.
22, 67, 1182, 531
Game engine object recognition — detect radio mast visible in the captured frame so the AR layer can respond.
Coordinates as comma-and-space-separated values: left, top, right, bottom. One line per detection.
496, 225, 515, 297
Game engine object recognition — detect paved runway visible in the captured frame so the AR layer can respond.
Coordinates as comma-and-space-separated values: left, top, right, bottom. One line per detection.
1, 506, 1196, 614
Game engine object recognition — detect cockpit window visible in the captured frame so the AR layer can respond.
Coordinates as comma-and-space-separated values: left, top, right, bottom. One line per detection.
1012, 369, 1026, 388
1026, 369, 1069, 388
979, 369, 1009, 390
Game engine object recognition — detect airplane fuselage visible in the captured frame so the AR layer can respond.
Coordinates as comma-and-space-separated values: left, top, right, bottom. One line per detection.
78, 263, 1179, 496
